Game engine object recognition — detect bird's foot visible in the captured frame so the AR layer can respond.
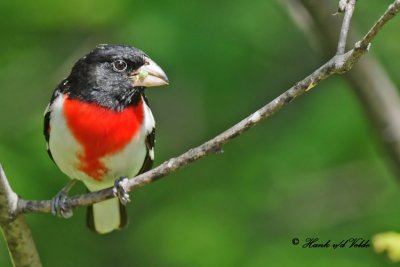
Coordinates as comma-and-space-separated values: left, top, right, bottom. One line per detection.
51, 179, 77, 219
113, 177, 130, 205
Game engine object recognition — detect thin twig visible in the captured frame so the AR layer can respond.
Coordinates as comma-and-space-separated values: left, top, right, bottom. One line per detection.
358, 0, 400, 50
337, 0, 357, 55
13, 0, 400, 215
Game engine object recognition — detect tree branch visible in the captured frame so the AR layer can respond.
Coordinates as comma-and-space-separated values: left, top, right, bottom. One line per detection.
13, 0, 400, 215
359, 0, 400, 50
0, 165, 42, 267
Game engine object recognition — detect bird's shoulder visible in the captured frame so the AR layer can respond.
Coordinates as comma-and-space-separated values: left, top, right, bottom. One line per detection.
43, 79, 70, 161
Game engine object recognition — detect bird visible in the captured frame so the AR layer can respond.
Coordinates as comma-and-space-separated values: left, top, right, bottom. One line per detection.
44, 44, 168, 234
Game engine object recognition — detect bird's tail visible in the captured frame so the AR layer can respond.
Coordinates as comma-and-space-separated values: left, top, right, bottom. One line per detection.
86, 197, 128, 234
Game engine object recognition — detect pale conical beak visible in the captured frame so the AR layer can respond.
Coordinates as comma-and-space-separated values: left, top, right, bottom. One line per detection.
130, 56, 169, 87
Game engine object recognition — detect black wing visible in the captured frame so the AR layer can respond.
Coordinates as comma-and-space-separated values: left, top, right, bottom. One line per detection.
138, 127, 155, 174
43, 106, 53, 161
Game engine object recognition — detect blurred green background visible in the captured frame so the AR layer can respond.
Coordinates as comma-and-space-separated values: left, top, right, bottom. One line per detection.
1, 0, 400, 266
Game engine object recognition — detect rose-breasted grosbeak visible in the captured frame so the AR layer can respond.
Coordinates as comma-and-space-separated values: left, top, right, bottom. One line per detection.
44, 44, 168, 234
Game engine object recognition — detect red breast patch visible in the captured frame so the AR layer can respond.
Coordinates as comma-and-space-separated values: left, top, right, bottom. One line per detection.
63, 96, 144, 180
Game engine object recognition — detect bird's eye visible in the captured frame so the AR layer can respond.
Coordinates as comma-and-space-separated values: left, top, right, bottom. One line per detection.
112, 60, 127, 72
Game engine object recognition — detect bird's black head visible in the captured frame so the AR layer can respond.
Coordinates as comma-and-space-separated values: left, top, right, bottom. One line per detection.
66, 44, 168, 111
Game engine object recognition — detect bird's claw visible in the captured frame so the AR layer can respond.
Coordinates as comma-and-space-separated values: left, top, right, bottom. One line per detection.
51, 179, 77, 219
113, 177, 131, 205
51, 191, 73, 219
